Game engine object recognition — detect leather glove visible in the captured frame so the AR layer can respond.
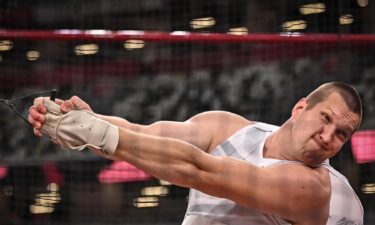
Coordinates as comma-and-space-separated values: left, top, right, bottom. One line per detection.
39, 98, 119, 155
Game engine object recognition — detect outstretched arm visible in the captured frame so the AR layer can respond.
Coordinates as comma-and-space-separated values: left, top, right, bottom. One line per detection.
29, 96, 251, 153
29, 96, 329, 224
113, 127, 330, 225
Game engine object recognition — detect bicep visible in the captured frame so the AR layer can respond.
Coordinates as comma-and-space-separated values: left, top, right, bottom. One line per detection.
140, 120, 213, 152
186, 111, 252, 151
193, 157, 330, 223
108, 111, 251, 152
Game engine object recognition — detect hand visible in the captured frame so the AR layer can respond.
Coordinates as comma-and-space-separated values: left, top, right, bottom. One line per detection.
59, 96, 92, 113
29, 96, 92, 137
31, 97, 119, 154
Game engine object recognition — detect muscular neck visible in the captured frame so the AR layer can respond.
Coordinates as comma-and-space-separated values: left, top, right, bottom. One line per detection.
263, 120, 295, 161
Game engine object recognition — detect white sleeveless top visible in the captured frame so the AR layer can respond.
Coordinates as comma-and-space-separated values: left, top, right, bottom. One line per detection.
182, 122, 364, 225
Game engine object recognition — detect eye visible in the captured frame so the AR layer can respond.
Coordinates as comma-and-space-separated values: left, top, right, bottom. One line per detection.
321, 112, 331, 123
336, 130, 347, 141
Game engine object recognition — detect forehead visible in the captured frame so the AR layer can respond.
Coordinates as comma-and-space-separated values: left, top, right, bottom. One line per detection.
318, 93, 360, 131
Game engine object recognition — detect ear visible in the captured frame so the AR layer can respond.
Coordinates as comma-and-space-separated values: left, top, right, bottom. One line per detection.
291, 98, 308, 119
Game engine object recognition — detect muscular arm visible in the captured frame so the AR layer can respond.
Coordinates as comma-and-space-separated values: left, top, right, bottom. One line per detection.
30, 96, 250, 153
29, 97, 329, 224
97, 110, 251, 153
113, 127, 330, 224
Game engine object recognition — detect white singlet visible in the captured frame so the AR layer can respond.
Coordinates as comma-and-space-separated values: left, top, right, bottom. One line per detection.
182, 122, 364, 225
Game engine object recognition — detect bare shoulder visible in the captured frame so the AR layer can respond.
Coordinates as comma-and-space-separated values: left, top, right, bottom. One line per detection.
188, 111, 252, 124
196, 156, 330, 224
187, 111, 253, 151
272, 163, 331, 198
270, 163, 330, 224
311, 166, 331, 185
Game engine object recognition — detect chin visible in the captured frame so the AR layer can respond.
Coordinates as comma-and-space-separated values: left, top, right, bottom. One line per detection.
304, 161, 322, 168
301, 155, 324, 167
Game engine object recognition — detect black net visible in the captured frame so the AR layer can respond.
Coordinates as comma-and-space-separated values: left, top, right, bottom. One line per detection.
0, 0, 374, 224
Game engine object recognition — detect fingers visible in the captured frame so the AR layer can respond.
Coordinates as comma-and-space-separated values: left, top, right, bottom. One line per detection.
28, 105, 45, 128
60, 100, 74, 113
33, 128, 43, 137
33, 97, 44, 106
54, 98, 64, 105
28, 104, 46, 137
30, 96, 90, 123
60, 96, 92, 113
70, 96, 92, 111
30, 95, 92, 138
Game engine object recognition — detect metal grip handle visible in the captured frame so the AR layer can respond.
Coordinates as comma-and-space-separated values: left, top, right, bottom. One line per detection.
50, 89, 57, 101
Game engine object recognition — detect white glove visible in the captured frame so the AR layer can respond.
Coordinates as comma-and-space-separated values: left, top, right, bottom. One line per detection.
40, 98, 119, 155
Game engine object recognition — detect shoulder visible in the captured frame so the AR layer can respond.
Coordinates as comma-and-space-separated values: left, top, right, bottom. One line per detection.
271, 163, 331, 199
199, 157, 330, 224
270, 163, 330, 224
187, 111, 252, 125
187, 111, 254, 151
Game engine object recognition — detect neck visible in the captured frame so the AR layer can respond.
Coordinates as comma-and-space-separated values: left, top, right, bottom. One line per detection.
263, 120, 294, 160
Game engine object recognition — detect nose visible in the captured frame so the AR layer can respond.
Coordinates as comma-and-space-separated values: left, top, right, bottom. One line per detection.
320, 125, 335, 145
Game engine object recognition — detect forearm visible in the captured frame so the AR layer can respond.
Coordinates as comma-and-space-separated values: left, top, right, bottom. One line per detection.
96, 114, 141, 131
112, 127, 208, 187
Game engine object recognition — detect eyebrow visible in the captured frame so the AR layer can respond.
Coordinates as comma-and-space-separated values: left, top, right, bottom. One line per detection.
326, 108, 357, 134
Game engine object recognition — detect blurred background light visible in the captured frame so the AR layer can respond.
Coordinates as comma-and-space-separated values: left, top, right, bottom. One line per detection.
282, 20, 307, 31
362, 183, 375, 194
26, 50, 40, 61
357, 0, 368, 7
190, 17, 216, 29
339, 14, 354, 25
228, 27, 249, 35
141, 186, 169, 196
74, 44, 99, 55
299, 3, 326, 15
124, 40, 145, 50
0, 40, 13, 51
133, 197, 159, 208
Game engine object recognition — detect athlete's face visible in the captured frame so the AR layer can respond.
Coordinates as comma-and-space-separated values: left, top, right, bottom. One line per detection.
289, 93, 360, 167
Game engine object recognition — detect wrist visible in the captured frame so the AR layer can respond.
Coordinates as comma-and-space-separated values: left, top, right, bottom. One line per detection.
88, 120, 119, 155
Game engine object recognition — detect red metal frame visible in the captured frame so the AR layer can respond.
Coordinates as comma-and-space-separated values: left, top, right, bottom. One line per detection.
1, 29, 375, 43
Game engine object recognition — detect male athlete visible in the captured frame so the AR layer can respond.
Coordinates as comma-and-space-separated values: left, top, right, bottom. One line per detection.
28, 82, 364, 225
